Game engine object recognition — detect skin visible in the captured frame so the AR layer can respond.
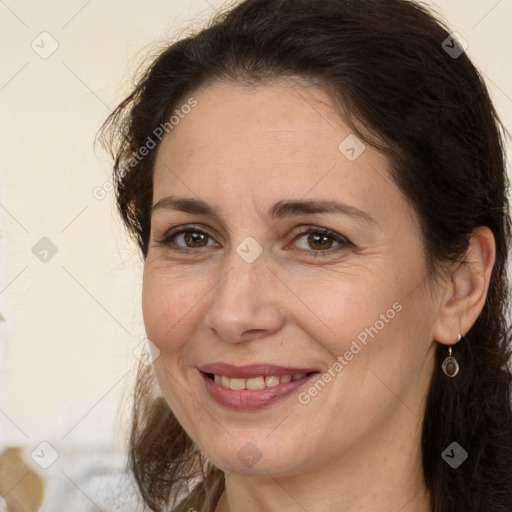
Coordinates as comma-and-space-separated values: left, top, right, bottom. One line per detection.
142, 79, 496, 512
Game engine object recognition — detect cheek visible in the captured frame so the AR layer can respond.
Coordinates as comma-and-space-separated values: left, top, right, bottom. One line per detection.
141, 268, 202, 353
292, 268, 423, 409
289, 269, 401, 355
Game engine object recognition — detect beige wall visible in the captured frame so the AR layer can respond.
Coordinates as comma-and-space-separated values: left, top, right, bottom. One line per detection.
1, 0, 511, 451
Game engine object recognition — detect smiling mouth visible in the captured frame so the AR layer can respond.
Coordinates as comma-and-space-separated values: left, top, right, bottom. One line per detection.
204, 372, 317, 390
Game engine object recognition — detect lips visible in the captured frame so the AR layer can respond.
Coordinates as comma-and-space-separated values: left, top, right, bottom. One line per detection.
199, 362, 319, 379
199, 363, 320, 410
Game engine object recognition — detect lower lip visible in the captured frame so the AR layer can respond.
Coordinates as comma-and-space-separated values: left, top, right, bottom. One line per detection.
201, 372, 318, 411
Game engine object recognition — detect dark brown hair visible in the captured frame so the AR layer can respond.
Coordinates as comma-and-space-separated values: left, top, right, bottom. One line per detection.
99, 0, 512, 510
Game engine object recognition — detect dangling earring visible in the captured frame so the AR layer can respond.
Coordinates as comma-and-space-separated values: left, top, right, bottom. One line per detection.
442, 334, 461, 377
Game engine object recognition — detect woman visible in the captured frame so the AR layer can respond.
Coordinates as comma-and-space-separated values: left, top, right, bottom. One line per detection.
99, 0, 512, 510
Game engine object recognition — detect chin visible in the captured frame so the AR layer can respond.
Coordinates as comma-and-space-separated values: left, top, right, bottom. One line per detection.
201, 437, 312, 477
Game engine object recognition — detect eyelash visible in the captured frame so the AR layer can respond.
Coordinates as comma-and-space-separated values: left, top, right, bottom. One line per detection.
156, 224, 352, 258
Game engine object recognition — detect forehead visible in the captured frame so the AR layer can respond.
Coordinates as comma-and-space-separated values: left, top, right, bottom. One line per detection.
152, 79, 406, 224
163, 79, 344, 148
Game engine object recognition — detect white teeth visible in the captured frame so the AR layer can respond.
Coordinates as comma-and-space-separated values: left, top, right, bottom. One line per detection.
230, 377, 246, 390
212, 374, 308, 389
246, 376, 265, 390
264, 375, 280, 387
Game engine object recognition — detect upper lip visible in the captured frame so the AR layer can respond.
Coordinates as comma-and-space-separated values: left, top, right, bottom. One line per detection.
199, 363, 320, 379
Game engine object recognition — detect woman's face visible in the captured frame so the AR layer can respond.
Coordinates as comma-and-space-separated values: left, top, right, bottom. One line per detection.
143, 79, 440, 476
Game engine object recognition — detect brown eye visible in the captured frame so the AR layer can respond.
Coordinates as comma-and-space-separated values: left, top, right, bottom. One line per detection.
292, 227, 352, 257
305, 233, 334, 251
157, 224, 351, 258
158, 226, 217, 252
181, 231, 210, 248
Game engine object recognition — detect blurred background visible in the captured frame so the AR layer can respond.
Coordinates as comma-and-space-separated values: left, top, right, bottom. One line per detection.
0, 0, 511, 510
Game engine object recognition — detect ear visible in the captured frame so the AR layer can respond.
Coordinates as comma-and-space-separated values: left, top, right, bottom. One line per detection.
432, 226, 496, 345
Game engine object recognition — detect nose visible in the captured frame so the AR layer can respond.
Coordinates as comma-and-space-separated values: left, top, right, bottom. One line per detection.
203, 248, 285, 344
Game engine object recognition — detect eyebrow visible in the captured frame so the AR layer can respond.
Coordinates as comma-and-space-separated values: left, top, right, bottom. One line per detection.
151, 196, 376, 226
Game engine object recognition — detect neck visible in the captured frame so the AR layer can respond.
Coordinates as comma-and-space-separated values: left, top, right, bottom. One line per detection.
214, 416, 431, 512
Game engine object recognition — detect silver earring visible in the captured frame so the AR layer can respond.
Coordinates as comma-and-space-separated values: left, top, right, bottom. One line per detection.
442, 334, 461, 377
